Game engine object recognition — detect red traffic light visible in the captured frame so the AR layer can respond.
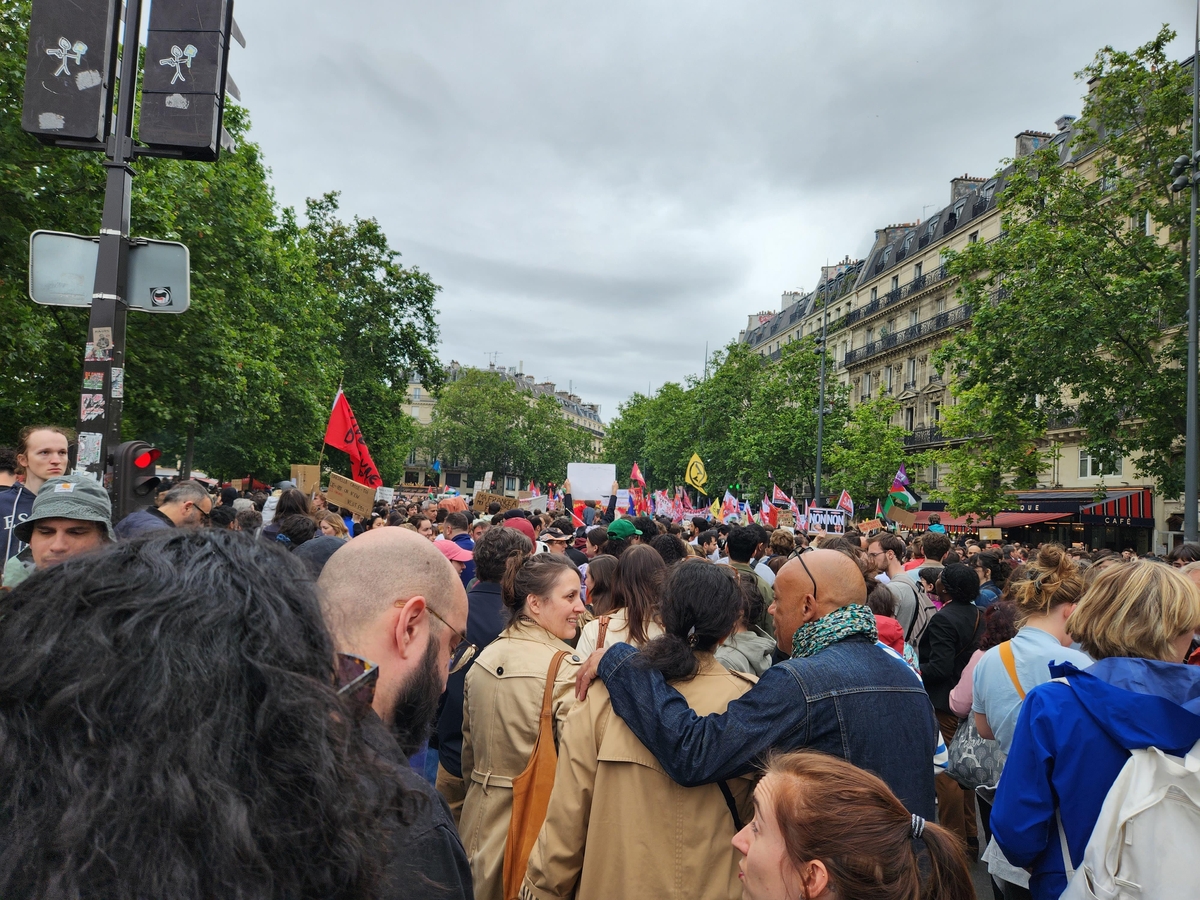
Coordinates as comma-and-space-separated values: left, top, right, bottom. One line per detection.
134, 448, 162, 468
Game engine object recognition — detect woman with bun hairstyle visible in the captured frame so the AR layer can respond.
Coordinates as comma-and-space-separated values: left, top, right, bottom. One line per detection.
460, 552, 586, 900
521, 559, 757, 900
733, 750, 974, 900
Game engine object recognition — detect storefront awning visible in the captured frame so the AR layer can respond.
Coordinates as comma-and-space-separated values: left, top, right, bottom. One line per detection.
989, 511, 1071, 528
1079, 488, 1154, 519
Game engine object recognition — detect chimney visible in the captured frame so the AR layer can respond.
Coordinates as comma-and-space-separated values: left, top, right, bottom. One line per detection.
950, 174, 985, 203
1055, 114, 1077, 132
1015, 130, 1053, 158
875, 223, 917, 249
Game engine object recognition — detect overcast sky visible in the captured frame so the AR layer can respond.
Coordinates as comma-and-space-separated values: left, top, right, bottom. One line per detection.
230, 0, 1192, 421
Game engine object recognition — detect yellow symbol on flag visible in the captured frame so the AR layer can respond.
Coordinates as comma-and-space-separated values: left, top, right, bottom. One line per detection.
710, 497, 721, 519
685, 453, 709, 494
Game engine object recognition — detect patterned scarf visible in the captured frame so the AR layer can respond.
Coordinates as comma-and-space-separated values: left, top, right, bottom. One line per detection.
791, 604, 879, 659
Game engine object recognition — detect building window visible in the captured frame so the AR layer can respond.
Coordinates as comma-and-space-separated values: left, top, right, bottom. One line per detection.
883, 366, 893, 391
866, 328, 874, 344
1079, 449, 1122, 478
935, 297, 945, 314
909, 309, 918, 327
968, 231, 979, 243
914, 262, 923, 278
931, 402, 941, 422
891, 275, 899, 292
505, 475, 519, 491
412, 387, 421, 400
862, 372, 872, 396
870, 286, 878, 301
445, 473, 461, 488
840, 341, 848, 361
930, 463, 940, 487
905, 358, 916, 383
905, 407, 915, 430
411, 406, 421, 418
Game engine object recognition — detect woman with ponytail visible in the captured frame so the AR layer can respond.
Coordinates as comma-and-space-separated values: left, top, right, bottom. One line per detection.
460, 551, 586, 900
521, 559, 756, 900
970, 543, 1093, 897
733, 750, 974, 900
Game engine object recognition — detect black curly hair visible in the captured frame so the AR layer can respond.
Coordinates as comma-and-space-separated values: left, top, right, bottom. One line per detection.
0, 529, 399, 900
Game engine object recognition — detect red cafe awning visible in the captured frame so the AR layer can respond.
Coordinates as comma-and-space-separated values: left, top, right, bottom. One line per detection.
989, 511, 1070, 528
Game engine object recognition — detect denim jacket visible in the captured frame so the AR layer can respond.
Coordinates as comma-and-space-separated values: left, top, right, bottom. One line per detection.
597, 634, 938, 818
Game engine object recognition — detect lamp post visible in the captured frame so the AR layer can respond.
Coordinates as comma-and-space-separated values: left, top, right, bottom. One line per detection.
1171, 11, 1200, 542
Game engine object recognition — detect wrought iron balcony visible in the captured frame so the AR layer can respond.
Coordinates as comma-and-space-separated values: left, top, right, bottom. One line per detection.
902, 380, 918, 391
843, 304, 972, 368
841, 265, 949, 329
904, 426, 948, 447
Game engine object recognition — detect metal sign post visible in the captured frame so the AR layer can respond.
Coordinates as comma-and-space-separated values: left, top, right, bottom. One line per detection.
73, 0, 143, 483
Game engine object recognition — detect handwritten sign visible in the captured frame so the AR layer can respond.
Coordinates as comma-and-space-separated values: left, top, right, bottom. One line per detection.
327, 472, 376, 518
859, 519, 884, 533
885, 506, 917, 527
473, 491, 519, 513
777, 510, 795, 528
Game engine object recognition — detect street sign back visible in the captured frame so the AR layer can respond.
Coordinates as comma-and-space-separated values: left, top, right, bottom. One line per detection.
29, 231, 191, 312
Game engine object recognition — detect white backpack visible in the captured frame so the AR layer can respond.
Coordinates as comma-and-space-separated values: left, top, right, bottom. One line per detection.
1058, 736, 1200, 899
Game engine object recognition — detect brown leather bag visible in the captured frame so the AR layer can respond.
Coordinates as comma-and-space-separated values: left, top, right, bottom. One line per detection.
501, 649, 568, 900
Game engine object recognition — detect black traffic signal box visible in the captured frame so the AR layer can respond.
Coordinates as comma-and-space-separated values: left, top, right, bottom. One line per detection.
112, 440, 162, 522
21, 0, 122, 144
138, 0, 235, 160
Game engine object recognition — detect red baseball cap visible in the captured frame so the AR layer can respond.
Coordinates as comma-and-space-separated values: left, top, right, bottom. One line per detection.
436, 540, 474, 563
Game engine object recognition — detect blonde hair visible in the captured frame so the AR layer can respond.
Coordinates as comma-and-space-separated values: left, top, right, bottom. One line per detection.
318, 511, 349, 538
1067, 560, 1200, 662
1006, 543, 1085, 626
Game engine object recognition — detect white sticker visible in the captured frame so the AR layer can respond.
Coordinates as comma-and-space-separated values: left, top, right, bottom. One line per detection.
111, 367, 124, 399
77, 432, 103, 467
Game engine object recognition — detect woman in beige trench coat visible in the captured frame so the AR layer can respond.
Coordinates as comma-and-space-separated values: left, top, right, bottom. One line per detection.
460, 551, 586, 900
520, 559, 757, 900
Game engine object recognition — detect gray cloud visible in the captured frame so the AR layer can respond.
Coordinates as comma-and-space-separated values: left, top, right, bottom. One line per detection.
230, 0, 1192, 418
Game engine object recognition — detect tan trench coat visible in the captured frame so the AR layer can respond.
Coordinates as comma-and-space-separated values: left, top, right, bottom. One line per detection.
460, 622, 582, 900
520, 654, 757, 900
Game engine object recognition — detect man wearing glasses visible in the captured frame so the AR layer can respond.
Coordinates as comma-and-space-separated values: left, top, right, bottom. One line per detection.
114, 480, 212, 538
318, 527, 473, 900
576, 548, 939, 820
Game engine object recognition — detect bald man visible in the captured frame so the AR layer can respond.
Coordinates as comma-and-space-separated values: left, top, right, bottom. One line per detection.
576, 550, 938, 819
318, 528, 472, 900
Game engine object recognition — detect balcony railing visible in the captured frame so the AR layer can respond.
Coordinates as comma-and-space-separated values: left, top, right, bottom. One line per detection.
928, 373, 944, 385
860, 391, 872, 402
840, 265, 949, 329
904, 426, 948, 447
843, 304, 972, 367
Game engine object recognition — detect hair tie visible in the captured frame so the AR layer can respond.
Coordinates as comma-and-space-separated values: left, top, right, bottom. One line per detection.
687, 625, 698, 648
910, 814, 926, 839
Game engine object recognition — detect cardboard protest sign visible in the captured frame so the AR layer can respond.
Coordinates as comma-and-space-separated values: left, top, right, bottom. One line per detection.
979, 527, 1003, 542
567, 462, 617, 501
885, 506, 917, 527
860, 518, 884, 533
291, 464, 321, 497
375, 486, 395, 504
473, 491, 519, 513
327, 472, 376, 518
520, 495, 548, 513
777, 510, 796, 528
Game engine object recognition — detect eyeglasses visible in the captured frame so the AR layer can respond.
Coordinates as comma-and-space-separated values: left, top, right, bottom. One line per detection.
794, 553, 819, 602
426, 605, 477, 674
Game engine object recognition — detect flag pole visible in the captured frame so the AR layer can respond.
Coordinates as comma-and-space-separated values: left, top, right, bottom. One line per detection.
314, 378, 343, 494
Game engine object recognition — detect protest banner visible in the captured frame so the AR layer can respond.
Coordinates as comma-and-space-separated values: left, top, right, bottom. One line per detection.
327, 472, 376, 518
520, 495, 548, 513
566, 462, 617, 501
473, 491, 519, 513
885, 506, 917, 527
290, 464, 321, 497
979, 527, 1003, 542
375, 486, 395, 504
806, 507, 846, 533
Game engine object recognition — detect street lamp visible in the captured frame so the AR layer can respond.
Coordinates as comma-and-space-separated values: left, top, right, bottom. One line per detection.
814, 278, 831, 506
1170, 12, 1200, 542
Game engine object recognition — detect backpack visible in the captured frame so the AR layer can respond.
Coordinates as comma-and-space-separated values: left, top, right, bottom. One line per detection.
896, 577, 936, 647
1058, 734, 1200, 899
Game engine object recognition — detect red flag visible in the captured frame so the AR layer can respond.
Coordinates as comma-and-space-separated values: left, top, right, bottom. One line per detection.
762, 494, 778, 528
630, 462, 646, 486
323, 390, 382, 487
772, 484, 791, 504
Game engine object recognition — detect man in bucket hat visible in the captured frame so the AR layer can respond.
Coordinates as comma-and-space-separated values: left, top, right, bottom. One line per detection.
2, 474, 115, 589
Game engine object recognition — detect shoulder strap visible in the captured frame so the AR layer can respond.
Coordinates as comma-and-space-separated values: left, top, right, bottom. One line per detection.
540, 650, 569, 719
596, 615, 611, 650
718, 780, 744, 832
998, 640, 1026, 700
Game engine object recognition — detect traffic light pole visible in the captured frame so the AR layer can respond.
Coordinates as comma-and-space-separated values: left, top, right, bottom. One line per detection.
75, 0, 142, 485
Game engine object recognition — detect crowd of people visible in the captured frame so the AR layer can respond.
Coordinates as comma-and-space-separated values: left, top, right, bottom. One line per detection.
1, 424, 1199, 899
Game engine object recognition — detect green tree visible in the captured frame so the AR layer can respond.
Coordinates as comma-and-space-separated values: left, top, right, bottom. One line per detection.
937, 27, 1191, 497
422, 370, 589, 485
825, 398, 915, 510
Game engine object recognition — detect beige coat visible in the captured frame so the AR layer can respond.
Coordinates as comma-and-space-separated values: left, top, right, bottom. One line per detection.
520, 654, 757, 900
461, 622, 582, 900
574, 607, 664, 656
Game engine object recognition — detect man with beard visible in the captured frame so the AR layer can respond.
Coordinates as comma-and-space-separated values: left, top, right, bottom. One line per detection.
318, 528, 472, 900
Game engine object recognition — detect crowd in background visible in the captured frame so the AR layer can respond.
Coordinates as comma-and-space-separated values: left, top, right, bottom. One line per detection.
1, 424, 1199, 900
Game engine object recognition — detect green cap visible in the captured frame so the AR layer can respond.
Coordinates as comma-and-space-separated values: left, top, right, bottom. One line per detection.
14, 475, 115, 543
606, 518, 642, 540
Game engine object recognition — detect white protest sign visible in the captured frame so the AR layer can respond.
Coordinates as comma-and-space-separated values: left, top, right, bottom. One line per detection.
567, 462, 617, 501
806, 507, 846, 533
375, 486, 395, 504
